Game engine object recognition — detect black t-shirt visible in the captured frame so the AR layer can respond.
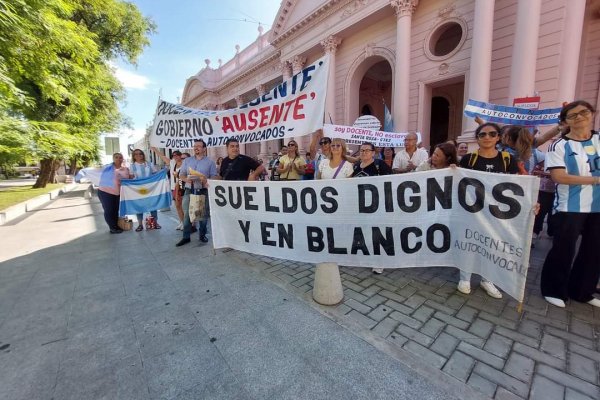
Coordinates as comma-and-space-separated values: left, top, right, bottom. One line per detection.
351, 159, 393, 177
220, 155, 260, 181
459, 151, 518, 174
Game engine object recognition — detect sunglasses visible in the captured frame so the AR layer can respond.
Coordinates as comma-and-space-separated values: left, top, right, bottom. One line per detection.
319, 140, 331, 145
477, 131, 498, 139
288, 143, 297, 147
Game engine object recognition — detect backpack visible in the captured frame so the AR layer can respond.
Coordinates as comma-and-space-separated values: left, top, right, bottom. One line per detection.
468, 150, 511, 172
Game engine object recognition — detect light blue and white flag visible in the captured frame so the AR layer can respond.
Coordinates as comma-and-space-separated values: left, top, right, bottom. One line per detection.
75, 165, 116, 189
119, 169, 171, 216
384, 103, 394, 132
464, 99, 561, 126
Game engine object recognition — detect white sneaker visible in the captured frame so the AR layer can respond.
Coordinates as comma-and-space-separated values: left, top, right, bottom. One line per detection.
544, 296, 566, 308
588, 298, 600, 308
176, 222, 183, 230
480, 281, 503, 299
372, 268, 384, 274
457, 280, 471, 294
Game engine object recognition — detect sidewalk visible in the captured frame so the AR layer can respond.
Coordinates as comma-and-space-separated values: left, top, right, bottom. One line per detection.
0, 186, 476, 400
233, 228, 600, 399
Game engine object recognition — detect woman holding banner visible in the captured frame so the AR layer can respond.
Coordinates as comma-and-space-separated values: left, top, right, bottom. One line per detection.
97, 153, 131, 234
317, 138, 354, 179
541, 100, 600, 308
458, 123, 519, 298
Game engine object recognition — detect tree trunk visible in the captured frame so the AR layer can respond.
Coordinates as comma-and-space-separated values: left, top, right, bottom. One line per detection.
33, 158, 54, 188
48, 159, 60, 183
69, 158, 79, 176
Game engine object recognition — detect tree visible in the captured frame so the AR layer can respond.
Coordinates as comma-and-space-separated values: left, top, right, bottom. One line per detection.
0, 0, 155, 187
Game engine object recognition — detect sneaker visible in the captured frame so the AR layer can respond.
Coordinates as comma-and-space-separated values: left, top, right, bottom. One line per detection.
457, 280, 471, 294
588, 298, 600, 308
480, 280, 502, 299
110, 228, 123, 234
544, 296, 566, 308
199, 235, 208, 243
176, 222, 183, 230
372, 268, 384, 274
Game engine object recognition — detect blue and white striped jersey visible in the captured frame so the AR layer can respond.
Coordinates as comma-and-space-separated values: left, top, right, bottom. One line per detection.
130, 162, 156, 179
546, 131, 600, 213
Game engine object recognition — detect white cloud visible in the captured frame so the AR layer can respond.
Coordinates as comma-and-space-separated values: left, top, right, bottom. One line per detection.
114, 66, 152, 90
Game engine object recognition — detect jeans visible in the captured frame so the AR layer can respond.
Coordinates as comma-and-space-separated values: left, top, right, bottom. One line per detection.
98, 190, 120, 230
182, 188, 209, 240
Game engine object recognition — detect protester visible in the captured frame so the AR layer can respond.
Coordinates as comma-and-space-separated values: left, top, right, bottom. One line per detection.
317, 138, 354, 179
392, 132, 429, 173
130, 149, 161, 231
176, 140, 218, 247
531, 149, 555, 242
219, 138, 266, 181
97, 153, 131, 234
381, 147, 395, 168
416, 142, 457, 171
456, 142, 468, 161
541, 100, 600, 308
351, 141, 392, 274
458, 122, 518, 298
374, 147, 383, 160
151, 147, 185, 230
309, 129, 331, 173
352, 142, 392, 177
277, 140, 306, 180
503, 125, 533, 174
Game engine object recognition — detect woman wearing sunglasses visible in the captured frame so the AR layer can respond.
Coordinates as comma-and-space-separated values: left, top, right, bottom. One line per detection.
317, 138, 354, 179
457, 123, 518, 299
277, 140, 306, 180
541, 100, 600, 308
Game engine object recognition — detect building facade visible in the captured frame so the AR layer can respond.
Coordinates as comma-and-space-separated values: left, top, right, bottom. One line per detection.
181, 0, 600, 160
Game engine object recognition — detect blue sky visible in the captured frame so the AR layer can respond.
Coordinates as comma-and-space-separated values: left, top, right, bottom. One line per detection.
114, 0, 282, 142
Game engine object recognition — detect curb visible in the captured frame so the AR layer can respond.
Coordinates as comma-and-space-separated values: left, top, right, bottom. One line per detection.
0, 183, 79, 225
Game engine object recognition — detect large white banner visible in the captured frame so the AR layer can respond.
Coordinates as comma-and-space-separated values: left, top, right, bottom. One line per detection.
323, 124, 422, 147
149, 56, 329, 149
209, 169, 539, 302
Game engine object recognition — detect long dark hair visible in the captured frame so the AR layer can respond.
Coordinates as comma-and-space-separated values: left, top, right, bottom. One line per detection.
505, 125, 533, 162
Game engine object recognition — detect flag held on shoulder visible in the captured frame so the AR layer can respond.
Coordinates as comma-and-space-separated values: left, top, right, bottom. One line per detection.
119, 169, 171, 216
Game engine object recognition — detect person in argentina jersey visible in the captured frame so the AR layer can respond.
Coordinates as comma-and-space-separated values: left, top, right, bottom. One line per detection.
541, 100, 600, 309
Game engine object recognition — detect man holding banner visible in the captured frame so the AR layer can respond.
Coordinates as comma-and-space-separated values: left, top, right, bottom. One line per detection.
176, 140, 217, 247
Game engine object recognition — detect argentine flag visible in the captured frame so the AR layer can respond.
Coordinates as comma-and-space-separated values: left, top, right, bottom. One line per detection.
384, 103, 394, 132
119, 169, 171, 216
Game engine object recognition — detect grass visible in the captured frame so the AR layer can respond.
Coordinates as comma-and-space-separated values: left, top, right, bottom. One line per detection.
0, 183, 65, 211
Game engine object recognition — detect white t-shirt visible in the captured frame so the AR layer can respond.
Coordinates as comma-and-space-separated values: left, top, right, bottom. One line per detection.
546, 131, 600, 213
130, 162, 157, 179
392, 148, 429, 172
318, 159, 354, 179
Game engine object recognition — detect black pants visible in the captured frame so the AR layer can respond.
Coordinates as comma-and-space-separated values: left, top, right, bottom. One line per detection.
541, 212, 600, 302
97, 190, 120, 230
533, 191, 555, 235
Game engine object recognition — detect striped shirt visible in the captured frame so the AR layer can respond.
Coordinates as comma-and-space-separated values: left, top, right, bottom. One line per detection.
130, 162, 157, 179
546, 131, 600, 213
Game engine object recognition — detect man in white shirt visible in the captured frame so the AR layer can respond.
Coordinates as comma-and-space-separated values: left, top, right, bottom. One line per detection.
392, 132, 429, 173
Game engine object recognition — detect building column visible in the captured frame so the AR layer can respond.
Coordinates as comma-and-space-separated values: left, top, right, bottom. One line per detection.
390, 0, 418, 133
255, 84, 269, 163
557, 2, 586, 103
291, 55, 308, 155
234, 96, 246, 155
321, 35, 342, 124
461, 0, 495, 139
507, 0, 542, 103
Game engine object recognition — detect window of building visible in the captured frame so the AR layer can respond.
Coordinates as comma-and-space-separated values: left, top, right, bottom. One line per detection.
104, 137, 120, 155
425, 18, 467, 61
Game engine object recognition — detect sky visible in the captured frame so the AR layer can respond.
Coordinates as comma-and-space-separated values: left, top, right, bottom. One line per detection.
114, 0, 283, 143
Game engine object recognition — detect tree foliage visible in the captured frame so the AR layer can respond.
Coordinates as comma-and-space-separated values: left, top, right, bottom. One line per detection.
0, 0, 155, 186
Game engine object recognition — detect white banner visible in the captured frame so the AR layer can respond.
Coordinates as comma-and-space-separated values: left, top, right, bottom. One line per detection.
323, 124, 422, 147
149, 56, 329, 149
209, 169, 539, 302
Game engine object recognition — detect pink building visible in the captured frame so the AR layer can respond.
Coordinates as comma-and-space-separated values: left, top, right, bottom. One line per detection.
181, 0, 597, 160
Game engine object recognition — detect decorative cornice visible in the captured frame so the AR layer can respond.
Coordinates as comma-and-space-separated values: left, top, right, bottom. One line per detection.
255, 84, 267, 95
341, 0, 370, 19
321, 35, 342, 54
271, 0, 348, 47
390, 0, 419, 18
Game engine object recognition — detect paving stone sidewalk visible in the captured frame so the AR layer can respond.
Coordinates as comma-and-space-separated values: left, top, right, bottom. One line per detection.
0, 186, 479, 400
230, 234, 600, 400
